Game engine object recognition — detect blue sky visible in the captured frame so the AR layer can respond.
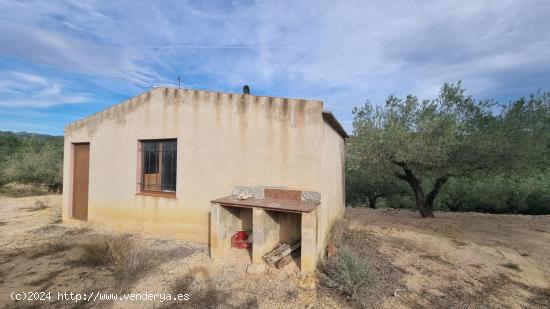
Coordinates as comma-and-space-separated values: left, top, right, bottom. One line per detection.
0, 0, 549, 135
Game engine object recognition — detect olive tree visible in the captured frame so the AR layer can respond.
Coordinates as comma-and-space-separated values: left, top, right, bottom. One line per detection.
351, 82, 498, 217
346, 141, 407, 208
2, 137, 63, 192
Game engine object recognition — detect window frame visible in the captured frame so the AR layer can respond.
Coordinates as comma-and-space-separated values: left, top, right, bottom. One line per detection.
136, 138, 177, 199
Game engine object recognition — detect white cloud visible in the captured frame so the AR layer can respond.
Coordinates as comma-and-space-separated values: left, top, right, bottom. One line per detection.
0, 0, 549, 129
0, 71, 90, 108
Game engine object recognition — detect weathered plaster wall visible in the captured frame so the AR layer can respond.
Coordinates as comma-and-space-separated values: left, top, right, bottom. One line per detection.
62, 88, 324, 243
317, 121, 346, 258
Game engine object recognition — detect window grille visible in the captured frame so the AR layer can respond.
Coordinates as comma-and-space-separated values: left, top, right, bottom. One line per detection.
138, 139, 177, 193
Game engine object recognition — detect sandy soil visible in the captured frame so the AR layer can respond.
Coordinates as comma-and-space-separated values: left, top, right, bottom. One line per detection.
0, 196, 338, 308
345, 208, 550, 308
1, 196, 549, 308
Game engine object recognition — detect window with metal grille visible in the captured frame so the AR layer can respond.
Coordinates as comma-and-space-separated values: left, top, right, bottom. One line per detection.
138, 139, 177, 194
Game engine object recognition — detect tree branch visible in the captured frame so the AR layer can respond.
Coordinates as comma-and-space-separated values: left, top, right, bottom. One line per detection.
392, 160, 424, 198
425, 175, 449, 206
395, 172, 408, 181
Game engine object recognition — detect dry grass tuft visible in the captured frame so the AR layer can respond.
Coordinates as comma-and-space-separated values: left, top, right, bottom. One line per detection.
77, 234, 156, 284
529, 287, 550, 307
23, 200, 49, 212
320, 228, 406, 308
320, 246, 376, 301
50, 217, 62, 224
32, 224, 65, 235
27, 239, 71, 258
501, 262, 521, 271
78, 234, 131, 266
64, 226, 91, 236
420, 253, 455, 266
421, 273, 511, 308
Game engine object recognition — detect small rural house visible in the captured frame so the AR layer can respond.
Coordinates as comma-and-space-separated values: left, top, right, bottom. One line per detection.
62, 86, 347, 273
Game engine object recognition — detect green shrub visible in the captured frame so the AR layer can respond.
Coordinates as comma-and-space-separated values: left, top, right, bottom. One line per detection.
524, 192, 550, 215
1, 135, 63, 192
439, 172, 550, 215
320, 247, 376, 299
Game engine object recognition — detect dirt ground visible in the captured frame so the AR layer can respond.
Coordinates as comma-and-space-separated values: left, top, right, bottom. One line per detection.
1, 196, 549, 308
345, 208, 550, 308
0, 195, 339, 309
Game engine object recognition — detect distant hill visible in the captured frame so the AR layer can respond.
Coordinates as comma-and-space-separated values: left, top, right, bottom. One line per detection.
0, 130, 63, 140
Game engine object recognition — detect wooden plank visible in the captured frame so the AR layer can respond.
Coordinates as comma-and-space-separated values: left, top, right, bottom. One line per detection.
263, 243, 288, 263
263, 240, 301, 264
264, 243, 289, 259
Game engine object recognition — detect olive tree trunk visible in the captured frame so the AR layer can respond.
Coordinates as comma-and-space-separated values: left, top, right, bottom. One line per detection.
367, 194, 380, 209
392, 161, 448, 218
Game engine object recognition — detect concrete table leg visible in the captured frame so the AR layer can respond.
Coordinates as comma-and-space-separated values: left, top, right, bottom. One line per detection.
210, 203, 238, 261
301, 208, 318, 274
247, 208, 279, 273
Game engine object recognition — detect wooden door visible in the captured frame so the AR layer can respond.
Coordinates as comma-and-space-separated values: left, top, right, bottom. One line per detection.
72, 143, 89, 220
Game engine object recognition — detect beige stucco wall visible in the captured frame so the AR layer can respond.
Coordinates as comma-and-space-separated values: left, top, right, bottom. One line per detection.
62, 87, 329, 244
316, 121, 346, 257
